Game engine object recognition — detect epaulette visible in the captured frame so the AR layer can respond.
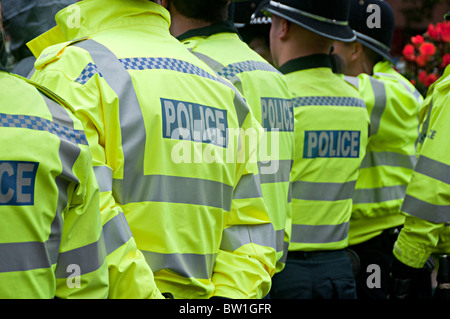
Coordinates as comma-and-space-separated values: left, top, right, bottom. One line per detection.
34, 37, 90, 70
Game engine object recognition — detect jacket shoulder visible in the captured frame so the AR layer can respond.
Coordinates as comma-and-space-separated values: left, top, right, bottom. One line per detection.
34, 37, 90, 70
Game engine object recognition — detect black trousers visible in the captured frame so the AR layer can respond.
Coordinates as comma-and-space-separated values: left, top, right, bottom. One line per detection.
270, 249, 357, 299
349, 227, 433, 299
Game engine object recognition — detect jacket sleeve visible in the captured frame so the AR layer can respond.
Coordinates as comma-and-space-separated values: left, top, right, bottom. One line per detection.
211, 99, 276, 299
55, 157, 110, 299
393, 85, 450, 269
31, 52, 164, 299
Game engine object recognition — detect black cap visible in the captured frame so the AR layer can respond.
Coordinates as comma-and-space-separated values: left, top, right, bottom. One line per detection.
262, 0, 356, 42
348, 0, 395, 63
232, 0, 262, 27
250, 0, 272, 25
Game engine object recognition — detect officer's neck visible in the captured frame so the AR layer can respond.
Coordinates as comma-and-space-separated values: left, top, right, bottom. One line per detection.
346, 54, 375, 77
276, 27, 333, 68
168, 8, 212, 38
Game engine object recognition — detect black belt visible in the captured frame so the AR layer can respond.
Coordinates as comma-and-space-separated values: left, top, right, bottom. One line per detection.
288, 249, 344, 260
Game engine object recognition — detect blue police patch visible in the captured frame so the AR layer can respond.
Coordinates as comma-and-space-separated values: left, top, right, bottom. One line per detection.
0, 161, 39, 205
161, 98, 228, 148
304, 130, 361, 158
261, 98, 294, 132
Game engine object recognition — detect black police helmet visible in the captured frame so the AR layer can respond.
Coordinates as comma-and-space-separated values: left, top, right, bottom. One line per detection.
262, 0, 356, 42
348, 0, 395, 63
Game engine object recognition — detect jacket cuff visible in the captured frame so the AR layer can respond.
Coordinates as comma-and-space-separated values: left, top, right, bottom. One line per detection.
393, 237, 431, 269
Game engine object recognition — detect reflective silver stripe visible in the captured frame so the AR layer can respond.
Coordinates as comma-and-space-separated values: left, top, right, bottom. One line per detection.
75, 39, 147, 207
360, 151, 417, 169
233, 173, 263, 200
269, 1, 349, 26
115, 174, 233, 211
414, 155, 450, 185
102, 212, 133, 255
374, 72, 423, 102
292, 180, 356, 201
221, 224, 277, 251
93, 165, 113, 192
369, 77, 387, 136
290, 222, 349, 244
141, 251, 216, 280
352, 185, 407, 204
55, 236, 107, 278
0, 242, 54, 273
279, 241, 289, 264
258, 159, 292, 184
402, 195, 450, 224
344, 75, 360, 90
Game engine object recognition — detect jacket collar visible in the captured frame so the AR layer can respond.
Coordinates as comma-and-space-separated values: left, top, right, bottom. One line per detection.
176, 20, 239, 42
28, 0, 171, 58
278, 54, 332, 75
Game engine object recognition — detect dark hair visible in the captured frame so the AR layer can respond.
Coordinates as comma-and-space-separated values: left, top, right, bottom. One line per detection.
171, 0, 229, 23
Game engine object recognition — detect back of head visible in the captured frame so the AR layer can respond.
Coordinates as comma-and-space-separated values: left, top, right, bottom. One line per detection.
348, 0, 395, 63
171, 0, 230, 23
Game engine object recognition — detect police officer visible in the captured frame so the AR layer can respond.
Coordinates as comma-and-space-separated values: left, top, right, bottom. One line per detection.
29, 0, 275, 299
166, 0, 294, 277
332, 0, 431, 299
262, 0, 370, 299
1, 0, 76, 76
0, 22, 109, 298
390, 12, 450, 300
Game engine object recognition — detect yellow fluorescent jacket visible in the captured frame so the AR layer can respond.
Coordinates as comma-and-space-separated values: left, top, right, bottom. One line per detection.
177, 21, 295, 273
279, 54, 370, 252
0, 71, 109, 298
393, 66, 450, 269
343, 61, 423, 245
29, 0, 275, 299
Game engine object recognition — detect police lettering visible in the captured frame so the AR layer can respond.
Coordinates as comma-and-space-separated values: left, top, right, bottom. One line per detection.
161, 98, 228, 147
261, 97, 294, 132
304, 130, 361, 158
0, 161, 38, 205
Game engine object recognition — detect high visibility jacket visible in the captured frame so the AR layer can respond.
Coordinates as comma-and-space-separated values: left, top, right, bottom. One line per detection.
178, 21, 295, 273
280, 54, 370, 252
343, 61, 423, 245
393, 66, 450, 269
0, 70, 109, 298
29, 0, 275, 299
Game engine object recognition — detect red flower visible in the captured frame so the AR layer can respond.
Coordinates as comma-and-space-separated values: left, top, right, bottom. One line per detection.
411, 35, 424, 47
416, 54, 429, 66
419, 42, 437, 56
402, 44, 416, 61
427, 23, 440, 41
425, 73, 438, 87
440, 21, 450, 42
442, 53, 450, 68
418, 70, 438, 87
